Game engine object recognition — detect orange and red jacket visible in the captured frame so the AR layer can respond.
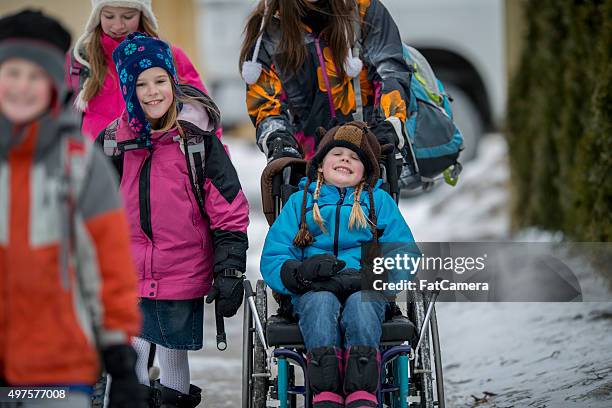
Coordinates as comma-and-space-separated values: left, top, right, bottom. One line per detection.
0, 113, 141, 385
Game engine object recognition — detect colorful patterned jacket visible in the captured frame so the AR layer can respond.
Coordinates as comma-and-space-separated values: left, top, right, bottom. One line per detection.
246, 0, 411, 159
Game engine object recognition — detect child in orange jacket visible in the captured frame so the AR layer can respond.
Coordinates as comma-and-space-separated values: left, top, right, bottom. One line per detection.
0, 9, 143, 408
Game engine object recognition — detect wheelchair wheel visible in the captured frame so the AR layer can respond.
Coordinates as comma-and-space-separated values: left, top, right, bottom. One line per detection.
430, 306, 446, 408
252, 280, 269, 407
407, 290, 435, 407
242, 288, 254, 408
90, 373, 106, 408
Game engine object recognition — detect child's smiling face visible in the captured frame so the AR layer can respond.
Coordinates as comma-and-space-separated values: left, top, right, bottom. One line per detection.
319, 146, 365, 188
0, 58, 53, 125
136, 67, 174, 125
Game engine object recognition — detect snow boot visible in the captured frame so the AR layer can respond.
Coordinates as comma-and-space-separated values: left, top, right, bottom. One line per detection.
153, 380, 202, 408
140, 383, 162, 408
307, 346, 344, 408
344, 345, 380, 408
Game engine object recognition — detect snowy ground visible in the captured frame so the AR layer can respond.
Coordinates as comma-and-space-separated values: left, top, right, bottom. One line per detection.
188, 134, 612, 407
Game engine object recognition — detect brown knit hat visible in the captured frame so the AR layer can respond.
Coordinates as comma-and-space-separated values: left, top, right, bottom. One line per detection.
293, 121, 381, 248
307, 121, 381, 186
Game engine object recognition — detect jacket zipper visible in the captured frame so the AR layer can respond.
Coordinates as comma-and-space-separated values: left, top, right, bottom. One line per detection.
333, 188, 346, 256
139, 153, 153, 240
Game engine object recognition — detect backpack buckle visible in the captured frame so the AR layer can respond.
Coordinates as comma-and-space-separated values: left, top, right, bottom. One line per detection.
117, 138, 150, 152
443, 163, 462, 186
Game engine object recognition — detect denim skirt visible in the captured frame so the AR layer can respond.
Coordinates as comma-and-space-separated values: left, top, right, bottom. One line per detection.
139, 297, 204, 350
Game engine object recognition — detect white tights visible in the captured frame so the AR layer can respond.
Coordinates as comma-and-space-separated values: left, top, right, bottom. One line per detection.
131, 336, 190, 394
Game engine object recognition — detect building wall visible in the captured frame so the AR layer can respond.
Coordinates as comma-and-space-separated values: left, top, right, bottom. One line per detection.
152, 0, 201, 76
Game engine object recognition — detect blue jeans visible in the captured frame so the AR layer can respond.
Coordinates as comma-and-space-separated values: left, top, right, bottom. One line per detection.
139, 297, 204, 350
293, 291, 388, 350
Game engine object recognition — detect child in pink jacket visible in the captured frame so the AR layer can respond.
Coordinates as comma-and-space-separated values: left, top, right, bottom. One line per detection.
97, 32, 249, 407
67, 0, 211, 141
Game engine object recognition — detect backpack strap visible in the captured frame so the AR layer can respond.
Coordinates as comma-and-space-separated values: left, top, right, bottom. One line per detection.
176, 121, 209, 220
58, 134, 93, 288
173, 85, 222, 220
69, 49, 89, 96
351, 1, 364, 122
184, 137, 206, 218
100, 120, 124, 180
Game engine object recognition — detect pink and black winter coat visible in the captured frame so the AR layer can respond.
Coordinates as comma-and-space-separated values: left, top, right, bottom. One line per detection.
96, 96, 249, 300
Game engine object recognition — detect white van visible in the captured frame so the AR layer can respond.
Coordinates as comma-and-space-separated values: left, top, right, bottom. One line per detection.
196, 0, 506, 160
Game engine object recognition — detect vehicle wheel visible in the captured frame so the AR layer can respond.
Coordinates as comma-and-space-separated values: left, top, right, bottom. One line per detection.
444, 83, 484, 162
252, 280, 269, 407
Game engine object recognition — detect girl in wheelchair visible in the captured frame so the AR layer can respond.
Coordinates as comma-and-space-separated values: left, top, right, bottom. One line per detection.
261, 121, 416, 408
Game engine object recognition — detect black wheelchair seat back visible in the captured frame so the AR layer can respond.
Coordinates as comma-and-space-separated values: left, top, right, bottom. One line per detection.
260, 157, 307, 226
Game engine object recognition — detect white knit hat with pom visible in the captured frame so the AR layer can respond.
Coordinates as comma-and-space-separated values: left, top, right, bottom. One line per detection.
72, 0, 159, 111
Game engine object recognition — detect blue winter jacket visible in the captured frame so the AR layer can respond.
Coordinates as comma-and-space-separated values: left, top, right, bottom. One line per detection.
261, 177, 419, 297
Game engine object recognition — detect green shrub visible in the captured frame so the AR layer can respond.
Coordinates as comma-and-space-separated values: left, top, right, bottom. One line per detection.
506, 0, 611, 241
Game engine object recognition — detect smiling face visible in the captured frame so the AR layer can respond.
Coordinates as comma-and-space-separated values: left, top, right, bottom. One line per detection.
135, 67, 174, 126
100, 6, 141, 38
319, 146, 365, 188
0, 58, 53, 125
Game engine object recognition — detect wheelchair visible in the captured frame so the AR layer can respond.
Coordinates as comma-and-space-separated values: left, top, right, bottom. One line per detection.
242, 146, 446, 408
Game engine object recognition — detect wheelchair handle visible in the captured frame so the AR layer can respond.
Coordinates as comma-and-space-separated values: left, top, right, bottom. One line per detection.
385, 149, 401, 198
243, 279, 255, 298
272, 173, 282, 198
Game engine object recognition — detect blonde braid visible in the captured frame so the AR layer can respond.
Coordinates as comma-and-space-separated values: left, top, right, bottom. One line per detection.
293, 176, 314, 248
312, 171, 327, 233
348, 181, 368, 230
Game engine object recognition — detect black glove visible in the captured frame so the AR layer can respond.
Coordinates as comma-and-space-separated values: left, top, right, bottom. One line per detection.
280, 255, 346, 294
266, 132, 302, 163
102, 345, 147, 408
205, 274, 245, 317
370, 119, 401, 146
311, 268, 362, 301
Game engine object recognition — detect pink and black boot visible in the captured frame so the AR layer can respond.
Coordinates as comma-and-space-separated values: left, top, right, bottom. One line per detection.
344, 345, 380, 408
307, 347, 344, 408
